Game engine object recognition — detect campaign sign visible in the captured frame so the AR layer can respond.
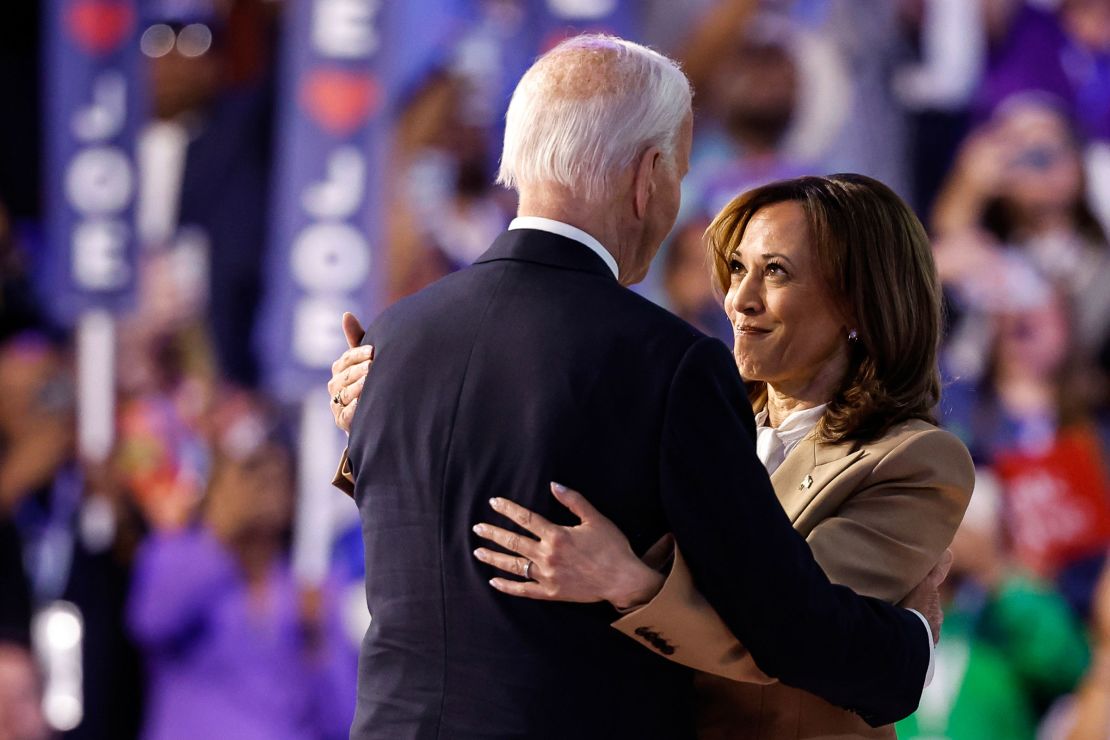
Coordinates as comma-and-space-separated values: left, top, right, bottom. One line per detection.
259, 0, 393, 402
43, 0, 142, 318
994, 426, 1110, 578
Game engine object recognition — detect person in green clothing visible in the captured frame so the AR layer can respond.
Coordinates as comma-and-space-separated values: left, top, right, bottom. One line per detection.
898, 476, 1091, 739
898, 608, 1036, 740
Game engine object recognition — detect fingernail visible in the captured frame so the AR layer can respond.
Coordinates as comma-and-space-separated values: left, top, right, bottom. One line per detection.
367, 345, 375, 360
551, 482, 567, 493
472, 524, 484, 534
489, 497, 501, 509
473, 548, 486, 560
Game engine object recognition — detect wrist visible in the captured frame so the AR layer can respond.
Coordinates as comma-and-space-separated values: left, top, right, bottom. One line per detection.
606, 558, 665, 612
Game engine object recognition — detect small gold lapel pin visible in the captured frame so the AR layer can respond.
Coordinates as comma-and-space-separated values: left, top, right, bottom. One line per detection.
799, 475, 813, 490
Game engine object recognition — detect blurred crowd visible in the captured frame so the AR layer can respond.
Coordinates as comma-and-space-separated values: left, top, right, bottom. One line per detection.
2, 0, 1110, 738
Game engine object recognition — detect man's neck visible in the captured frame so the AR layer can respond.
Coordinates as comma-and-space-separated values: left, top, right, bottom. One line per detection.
516, 193, 629, 277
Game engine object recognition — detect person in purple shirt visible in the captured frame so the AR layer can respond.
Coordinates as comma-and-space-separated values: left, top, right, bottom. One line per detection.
127, 403, 357, 740
977, 0, 1110, 142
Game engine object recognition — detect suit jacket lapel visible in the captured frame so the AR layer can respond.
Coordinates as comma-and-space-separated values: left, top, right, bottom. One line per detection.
771, 433, 867, 522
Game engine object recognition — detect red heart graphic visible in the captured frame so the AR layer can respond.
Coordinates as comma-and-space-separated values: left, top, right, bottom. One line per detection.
299, 69, 381, 137
66, 0, 135, 56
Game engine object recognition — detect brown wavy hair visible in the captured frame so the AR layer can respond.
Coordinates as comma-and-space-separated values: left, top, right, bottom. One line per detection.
706, 174, 943, 444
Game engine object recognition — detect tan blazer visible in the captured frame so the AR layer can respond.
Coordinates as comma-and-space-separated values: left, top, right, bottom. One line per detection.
612, 419, 974, 740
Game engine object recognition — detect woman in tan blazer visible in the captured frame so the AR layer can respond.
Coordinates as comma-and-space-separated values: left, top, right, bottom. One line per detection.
606, 420, 972, 740
330, 174, 975, 738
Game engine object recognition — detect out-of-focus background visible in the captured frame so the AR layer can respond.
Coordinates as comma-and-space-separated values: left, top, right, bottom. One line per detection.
2, 0, 1110, 738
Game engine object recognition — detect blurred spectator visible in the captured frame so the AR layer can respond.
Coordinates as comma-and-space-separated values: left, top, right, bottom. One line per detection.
943, 285, 1110, 617
895, 0, 988, 212
933, 97, 1110, 392
0, 641, 51, 740
660, 218, 732, 343
127, 392, 355, 740
0, 336, 73, 647
680, 11, 822, 221
976, 0, 1110, 143
115, 244, 216, 402
808, 0, 916, 199
1050, 552, 1110, 739
387, 71, 511, 301
898, 479, 1090, 738
0, 334, 145, 739
138, 0, 276, 388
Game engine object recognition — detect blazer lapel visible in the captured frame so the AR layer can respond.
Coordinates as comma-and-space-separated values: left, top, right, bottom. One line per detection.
771, 433, 867, 522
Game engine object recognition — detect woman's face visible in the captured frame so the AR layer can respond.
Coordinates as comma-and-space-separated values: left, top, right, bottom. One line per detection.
724, 201, 850, 394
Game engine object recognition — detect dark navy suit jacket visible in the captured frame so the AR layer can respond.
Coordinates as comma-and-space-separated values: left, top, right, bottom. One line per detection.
346, 229, 929, 739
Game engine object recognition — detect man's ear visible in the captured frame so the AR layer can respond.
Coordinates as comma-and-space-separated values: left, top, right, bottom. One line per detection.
633, 145, 662, 220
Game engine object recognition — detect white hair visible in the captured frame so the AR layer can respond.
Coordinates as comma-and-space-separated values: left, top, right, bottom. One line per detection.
497, 35, 692, 202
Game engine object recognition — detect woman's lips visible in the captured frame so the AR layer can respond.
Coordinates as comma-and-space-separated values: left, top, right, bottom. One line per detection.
737, 325, 771, 336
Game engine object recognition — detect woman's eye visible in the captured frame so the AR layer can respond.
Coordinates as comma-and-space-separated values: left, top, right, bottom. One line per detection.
765, 261, 787, 276
728, 259, 744, 274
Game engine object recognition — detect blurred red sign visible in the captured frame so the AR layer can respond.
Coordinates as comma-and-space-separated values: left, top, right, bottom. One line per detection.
995, 426, 1110, 577
65, 0, 135, 56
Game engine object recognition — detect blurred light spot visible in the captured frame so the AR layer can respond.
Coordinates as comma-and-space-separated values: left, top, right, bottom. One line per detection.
177, 24, 213, 58
43, 608, 82, 651
546, 0, 616, 20
44, 694, 82, 732
141, 24, 175, 58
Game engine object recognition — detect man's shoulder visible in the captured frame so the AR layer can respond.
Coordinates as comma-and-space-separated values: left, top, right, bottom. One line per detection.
627, 286, 703, 326
371, 261, 708, 347
366, 267, 487, 334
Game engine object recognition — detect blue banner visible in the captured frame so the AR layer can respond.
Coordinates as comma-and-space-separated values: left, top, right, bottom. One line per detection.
43, 0, 143, 319
258, 0, 395, 402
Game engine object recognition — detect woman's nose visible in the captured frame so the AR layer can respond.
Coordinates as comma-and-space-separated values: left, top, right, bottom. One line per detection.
727, 276, 763, 317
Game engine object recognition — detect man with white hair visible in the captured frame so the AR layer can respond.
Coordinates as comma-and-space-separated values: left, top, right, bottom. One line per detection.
341, 35, 936, 739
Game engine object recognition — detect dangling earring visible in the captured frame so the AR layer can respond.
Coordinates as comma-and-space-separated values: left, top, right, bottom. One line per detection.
848, 329, 859, 342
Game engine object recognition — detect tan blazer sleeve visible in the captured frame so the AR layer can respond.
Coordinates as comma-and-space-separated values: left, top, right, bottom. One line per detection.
612, 427, 974, 683
331, 447, 355, 497
612, 547, 775, 683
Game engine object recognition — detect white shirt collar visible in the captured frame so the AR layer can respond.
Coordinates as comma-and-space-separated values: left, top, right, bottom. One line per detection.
754, 403, 827, 473
508, 216, 620, 280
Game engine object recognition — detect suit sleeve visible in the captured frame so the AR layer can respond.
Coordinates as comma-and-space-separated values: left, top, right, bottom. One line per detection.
615, 427, 973, 685
807, 429, 974, 603
655, 337, 929, 726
